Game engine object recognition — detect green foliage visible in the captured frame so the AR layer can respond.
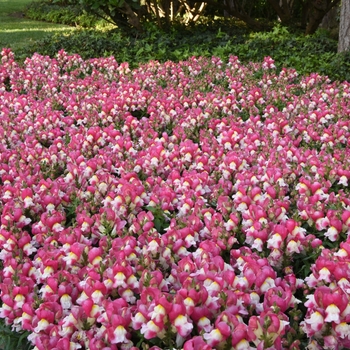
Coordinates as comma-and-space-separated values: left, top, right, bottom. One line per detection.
63, 193, 80, 228
18, 22, 349, 82
25, 0, 103, 27
18, 20, 247, 66
145, 206, 170, 234
327, 49, 350, 82
0, 318, 33, 350
21, 29, 124, 61
235, 25, 338, 76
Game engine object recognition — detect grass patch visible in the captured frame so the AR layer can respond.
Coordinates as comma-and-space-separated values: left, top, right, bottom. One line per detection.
0, 0, 75, 54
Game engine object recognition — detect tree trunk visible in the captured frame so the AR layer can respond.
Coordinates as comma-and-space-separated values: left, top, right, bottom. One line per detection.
305, 0, 341, 34
320, 4, 338, 29
338, 0, 350, 52
223, 0, 271, 31
119, 2, 144, 32
267, 0, 292, 24
301, 1, 311, 29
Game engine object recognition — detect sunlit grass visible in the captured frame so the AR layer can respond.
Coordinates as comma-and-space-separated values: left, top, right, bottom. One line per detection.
2, 27, 75, 33
0, 0, 75, 52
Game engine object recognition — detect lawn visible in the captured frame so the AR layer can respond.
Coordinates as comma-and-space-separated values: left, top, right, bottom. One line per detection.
0, 0, 75, 53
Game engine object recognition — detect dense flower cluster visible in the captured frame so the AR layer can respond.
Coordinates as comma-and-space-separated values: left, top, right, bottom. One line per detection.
1, 48, 350, 349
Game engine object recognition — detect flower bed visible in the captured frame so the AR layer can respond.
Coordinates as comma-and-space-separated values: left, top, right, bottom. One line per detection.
1, 48, 350, 350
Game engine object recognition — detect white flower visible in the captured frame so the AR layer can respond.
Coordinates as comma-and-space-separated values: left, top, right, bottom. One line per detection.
339, 175, 348, 186
18, 215, 31, 226
318, 267, 332, 283
14, 294, 25, 308
150, 304, 167, 323
121, 289, 136, 304
150, 157, 159, 167
203, 328, 224, 344
251, 238, 264, 251
325, 304, 341, 323
63, 251, 78, 265
197, 316, 212, 332
23, 196, 34, 208
260, 277, 276, 293
147, 239, 160, 254
23, 243, 37, 256
286, 239, 301, 254
41, 266, 54, 279
76, 291, 89, 305
52, 222, 64, 233
141, 320, 161, 337
3, 190, 12, 199
204, 279, 221, 293
113, 272, 127, 288
324, 226, 339, 242
60, 294, 72, 309
34, 319, 50, 333
173, 314, 193, 337
335, 322, 350, 338
303, 311, 324, 332
112, 325, 127, 344
267, 233, 282, 249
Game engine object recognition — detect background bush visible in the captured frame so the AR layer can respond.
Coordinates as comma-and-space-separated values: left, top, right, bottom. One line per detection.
16, 19, 349, 82
25, 0, 104, 27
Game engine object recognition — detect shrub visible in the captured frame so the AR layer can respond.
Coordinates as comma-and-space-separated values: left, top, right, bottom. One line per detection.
25, 0, 103, 28
16, 20, 249, 67
17, 23, 349, 82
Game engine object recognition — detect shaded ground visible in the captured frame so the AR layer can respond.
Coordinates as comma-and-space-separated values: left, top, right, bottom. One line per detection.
8, 11, 26, 18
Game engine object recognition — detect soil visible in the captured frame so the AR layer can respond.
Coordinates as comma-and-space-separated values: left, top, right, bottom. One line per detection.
9, 11, 26, 18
